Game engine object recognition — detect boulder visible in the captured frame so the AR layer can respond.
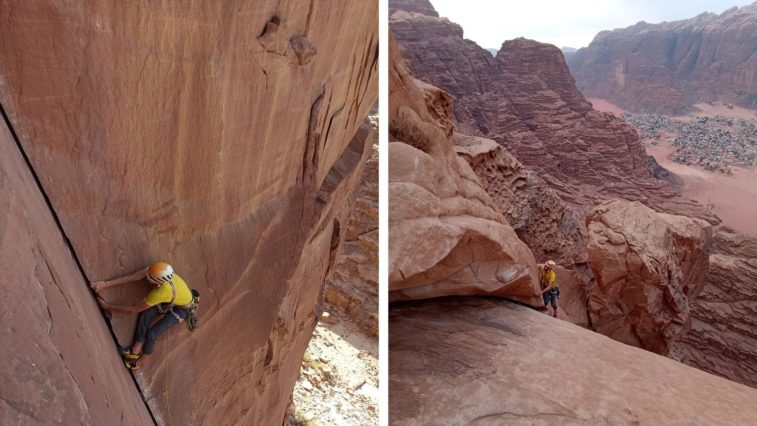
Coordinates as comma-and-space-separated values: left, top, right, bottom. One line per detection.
389, 35, 540, 305
586, 199, 712, 354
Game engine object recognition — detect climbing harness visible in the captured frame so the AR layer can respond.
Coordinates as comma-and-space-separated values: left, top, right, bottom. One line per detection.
157, 280, 177, 315
185, 289, 200, 331
157, 281, 200, 330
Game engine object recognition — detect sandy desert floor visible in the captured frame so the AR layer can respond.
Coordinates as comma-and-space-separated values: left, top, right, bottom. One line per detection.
589, 98, 757, 235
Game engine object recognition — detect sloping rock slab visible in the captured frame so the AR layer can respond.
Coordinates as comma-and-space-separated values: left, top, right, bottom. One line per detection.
390, 297, 757, 425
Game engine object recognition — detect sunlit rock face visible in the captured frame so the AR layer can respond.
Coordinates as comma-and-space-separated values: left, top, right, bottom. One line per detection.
0, 1, 377, 424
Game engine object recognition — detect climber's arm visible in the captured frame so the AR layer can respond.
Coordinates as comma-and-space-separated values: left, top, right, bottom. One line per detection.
97, 296, 151, 315
541, 277, 556, 293
90, 267, 148, 292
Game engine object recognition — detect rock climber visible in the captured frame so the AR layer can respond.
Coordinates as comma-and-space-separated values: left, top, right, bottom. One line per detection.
91, 262, 193, 369
539, 260, 560, 318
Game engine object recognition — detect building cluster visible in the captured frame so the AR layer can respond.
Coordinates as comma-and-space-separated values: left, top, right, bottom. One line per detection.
623, 113, 757, 174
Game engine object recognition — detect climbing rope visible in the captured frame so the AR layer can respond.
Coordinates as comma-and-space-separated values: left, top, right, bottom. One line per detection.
164, 332, 172, 426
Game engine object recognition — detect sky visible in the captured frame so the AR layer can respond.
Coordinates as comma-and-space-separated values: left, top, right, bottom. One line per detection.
429, 0, 755, 49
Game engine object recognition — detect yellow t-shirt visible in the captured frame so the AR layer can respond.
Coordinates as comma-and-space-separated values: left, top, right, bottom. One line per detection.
538, 265, 557, 290
144, 273, 193, 307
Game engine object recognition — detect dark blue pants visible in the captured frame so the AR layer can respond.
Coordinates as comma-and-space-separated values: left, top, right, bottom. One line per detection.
543, 288, 559, 310
133, 306, 187, 354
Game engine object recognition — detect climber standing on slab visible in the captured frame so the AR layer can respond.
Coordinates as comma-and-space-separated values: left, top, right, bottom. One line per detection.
91, 262, 195, 369
539, 260, 560, 318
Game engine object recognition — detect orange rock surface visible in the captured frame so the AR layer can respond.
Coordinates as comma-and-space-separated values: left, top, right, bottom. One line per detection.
389, 36, 540, 305
390, 297, 757, 425
0, 1, 377, 424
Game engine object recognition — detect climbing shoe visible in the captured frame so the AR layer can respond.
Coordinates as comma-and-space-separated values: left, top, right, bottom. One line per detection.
117, 345, 133, 357
123, 353, 141, 370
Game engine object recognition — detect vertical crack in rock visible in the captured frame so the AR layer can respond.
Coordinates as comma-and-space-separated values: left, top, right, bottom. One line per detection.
0, 101, 159, 425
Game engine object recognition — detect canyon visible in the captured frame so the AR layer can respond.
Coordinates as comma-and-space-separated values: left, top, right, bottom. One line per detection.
1, 1, 377, 424
389, 0, 757, 421
567, 3, 757, 114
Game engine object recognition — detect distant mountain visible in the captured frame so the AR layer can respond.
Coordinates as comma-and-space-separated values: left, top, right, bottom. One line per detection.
486, 47, 498, 56
561, 46, 577, 60
567, 3, 757, 114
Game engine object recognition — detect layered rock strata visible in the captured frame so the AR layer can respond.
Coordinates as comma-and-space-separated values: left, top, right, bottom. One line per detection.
671, 227, 757, 388
389, 36, 540, 305
390, 297, 757, 425
567, 4, 757, 113
389, 2, 716, 224
325, 117, 379, 337
586, 199, 712, 354
0, 1, 377, 424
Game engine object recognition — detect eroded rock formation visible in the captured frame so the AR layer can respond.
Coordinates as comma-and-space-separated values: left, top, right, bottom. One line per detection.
389, 1, 716, 224
586, 200, 712, 354
671, 227, 757, 388
389, 36, 540, 305
325, 116, 379, 337
390, 297, 757, 425
567, 4, 757, 113
389, 0, 756, 393
452, 133, 588, 265
0, 1, 377, 424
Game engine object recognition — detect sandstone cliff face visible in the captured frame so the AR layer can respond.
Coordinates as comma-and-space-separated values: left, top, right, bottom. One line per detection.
1, 109, 154, 425
389, 36, 540, 305
390, 297, 757, 425
0, 1, 377, 424
568, 4, 757, 114
586, 200, 712, 354
389, 1, 716, 225
671, 227, 757, 388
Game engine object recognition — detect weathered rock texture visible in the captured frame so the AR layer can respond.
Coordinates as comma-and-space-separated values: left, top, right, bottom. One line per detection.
389, 0, 439, 17
389, 0, 756, 392
567, 4, 757, 114
389, 2, 716, 225
1, 111, 154, 424
0, 1, 377, 424
452, 131, 593, 325
390, 297, 757, 425
671, 227, 757, 388
586, 200, 712, 354
325, 118, 379, 337
452, 133, 588, 266
389, 35, 540, 305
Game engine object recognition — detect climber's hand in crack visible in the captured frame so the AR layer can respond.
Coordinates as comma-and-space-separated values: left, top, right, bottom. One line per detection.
90, 281, 107, 292
97, 295, 110, 310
